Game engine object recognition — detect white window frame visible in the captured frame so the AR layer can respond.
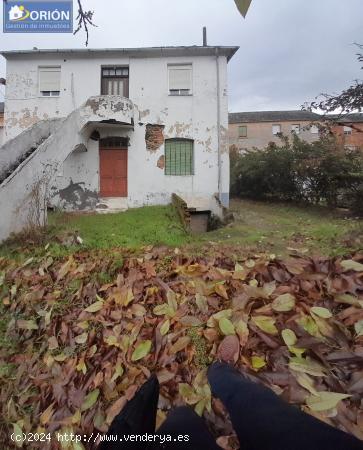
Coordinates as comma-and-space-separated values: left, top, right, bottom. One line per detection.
39, 66, 61, 97
344, 126, 353, 135
168, 64, 193, 96
272, 124, 281, 135
310, 125, 319, 134
291, 124, 300, 134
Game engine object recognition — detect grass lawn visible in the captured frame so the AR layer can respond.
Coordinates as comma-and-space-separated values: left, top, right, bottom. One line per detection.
1, 200, 362, 258
203, 199, 363, 256
49, 205, 191, 249
0, 205, 191, 259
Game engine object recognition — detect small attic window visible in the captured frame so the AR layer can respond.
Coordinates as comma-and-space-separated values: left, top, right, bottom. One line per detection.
39, 66, 61, 97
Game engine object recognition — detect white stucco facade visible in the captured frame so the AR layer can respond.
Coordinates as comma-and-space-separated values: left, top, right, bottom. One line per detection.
0, 46, 237, 218
0, 105, 4, 146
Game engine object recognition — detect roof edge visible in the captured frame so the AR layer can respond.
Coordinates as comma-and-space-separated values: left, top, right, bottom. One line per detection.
229, 110, 322, 124
0, 45, 240, 62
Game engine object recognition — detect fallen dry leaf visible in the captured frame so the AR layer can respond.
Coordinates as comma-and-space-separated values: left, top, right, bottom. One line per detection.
0, 248, 362, 446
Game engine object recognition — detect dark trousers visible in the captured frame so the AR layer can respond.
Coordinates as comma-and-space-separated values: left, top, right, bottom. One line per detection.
101, 363, 363, 450
100, 362, 363, 450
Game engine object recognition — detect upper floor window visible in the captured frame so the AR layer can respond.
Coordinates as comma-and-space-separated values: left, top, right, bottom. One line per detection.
238, 125, 247, 138
101, 66, 129, 97
272, 124, 281, 135
165, 139, 194, 175
291, 124, 300, 134
344, 126, 353, 135
39, 66, 61, 97
310, 125, 319, 134
168, 64, 192, 96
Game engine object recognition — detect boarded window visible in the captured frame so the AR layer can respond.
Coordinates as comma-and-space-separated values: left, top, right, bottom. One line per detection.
165, 139, 194, 175
101, 66, 129, 97
272, 124, 281, 135
168, 65, 192, 96
39, 66, 61, 96
238, 125, 247, 138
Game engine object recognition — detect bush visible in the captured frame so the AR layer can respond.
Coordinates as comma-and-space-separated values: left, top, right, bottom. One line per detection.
230, 138, 298, 201
230, 135, 363, 209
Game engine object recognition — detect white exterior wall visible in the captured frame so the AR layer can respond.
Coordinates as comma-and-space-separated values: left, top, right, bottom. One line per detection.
3, 51, 230, 211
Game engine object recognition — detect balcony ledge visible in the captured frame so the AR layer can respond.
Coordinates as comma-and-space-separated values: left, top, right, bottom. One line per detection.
80, 95, 134, 130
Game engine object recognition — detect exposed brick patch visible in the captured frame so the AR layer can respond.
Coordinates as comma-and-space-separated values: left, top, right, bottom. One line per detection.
145, 124, 165, 152
157, 155, 165, 169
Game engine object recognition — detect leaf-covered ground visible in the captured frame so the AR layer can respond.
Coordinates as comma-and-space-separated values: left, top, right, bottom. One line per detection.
1, 246, 363, 449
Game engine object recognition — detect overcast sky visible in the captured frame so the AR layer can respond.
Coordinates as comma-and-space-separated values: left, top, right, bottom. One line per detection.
0, 0, 362, 111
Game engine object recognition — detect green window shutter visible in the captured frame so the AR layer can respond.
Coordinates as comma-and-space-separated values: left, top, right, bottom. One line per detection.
238, 125, 247, 138
165, 140, 194, 175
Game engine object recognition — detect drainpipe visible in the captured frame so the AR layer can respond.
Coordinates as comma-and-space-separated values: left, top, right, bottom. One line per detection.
71, 73, 76, 110
215, 47, 222, 200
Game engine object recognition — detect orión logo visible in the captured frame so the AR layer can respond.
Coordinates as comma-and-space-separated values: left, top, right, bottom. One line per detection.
8, 5, 30, 21
4, 1, 73, 33
8, 4, 71, 22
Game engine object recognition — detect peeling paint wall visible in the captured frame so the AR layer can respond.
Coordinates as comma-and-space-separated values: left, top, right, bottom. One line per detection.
53, 181, 99, 210
145, 124, 165, 152
157, 154, 165, 169
4, 52, 230, 212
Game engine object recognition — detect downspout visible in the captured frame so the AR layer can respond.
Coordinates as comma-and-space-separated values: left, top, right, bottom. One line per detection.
215, 47, 222, 200
71, 73, 76, 110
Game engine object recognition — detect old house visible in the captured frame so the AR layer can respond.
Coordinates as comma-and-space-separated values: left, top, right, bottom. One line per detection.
0, 45, 238, 241
229, 110, 321, 151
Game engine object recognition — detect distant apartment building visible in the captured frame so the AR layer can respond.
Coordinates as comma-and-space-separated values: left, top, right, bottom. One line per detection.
229, 110, 321, 151
331, 113, 363, 151
229, 110, 363, 152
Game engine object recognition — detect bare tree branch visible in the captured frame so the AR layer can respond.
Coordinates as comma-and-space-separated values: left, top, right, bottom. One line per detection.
73, 0, 97, 47
304, 43, 363, 116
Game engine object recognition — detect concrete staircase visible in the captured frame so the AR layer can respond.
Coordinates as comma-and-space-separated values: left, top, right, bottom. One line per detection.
0, 96, 134, 242
0, 119, 62, 184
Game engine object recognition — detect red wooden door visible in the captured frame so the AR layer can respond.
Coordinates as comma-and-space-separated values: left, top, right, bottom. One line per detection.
99, 148, 128, 197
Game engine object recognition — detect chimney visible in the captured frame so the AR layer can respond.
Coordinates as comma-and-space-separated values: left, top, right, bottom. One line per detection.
203, 27, 207, 46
